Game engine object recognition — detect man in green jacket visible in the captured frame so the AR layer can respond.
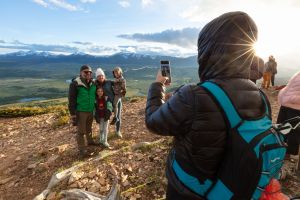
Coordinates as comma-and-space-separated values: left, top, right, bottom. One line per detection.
68, 65, 97, 157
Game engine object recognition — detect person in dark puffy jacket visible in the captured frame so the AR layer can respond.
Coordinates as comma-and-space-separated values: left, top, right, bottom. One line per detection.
145, 11, 271, 200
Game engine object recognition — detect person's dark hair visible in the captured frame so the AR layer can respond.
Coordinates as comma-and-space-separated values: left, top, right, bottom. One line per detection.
96, 87, 105, 97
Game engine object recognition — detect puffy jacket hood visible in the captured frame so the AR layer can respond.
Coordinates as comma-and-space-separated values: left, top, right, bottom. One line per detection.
198, 11, 257, 81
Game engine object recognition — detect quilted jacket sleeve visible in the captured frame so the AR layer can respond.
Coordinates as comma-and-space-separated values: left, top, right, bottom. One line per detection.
145, 82, 194, 136
68, 81, 77, 116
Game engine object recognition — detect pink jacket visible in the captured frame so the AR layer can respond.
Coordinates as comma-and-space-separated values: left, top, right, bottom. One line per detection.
278, 71, 300, 110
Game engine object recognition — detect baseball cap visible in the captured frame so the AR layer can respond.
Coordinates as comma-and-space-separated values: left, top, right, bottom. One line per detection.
80, 65, 92, 72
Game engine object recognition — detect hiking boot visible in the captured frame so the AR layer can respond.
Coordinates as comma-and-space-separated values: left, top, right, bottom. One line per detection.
116, 131, 122, 139
110, 117, 117, 125
102, 142, 111, 148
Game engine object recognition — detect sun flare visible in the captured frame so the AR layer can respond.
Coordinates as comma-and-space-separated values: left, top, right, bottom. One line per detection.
250, 6, 300, 61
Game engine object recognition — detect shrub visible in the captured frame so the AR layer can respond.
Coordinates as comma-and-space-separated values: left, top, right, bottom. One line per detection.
52, 115, 69, 128
0, 106, 49, 117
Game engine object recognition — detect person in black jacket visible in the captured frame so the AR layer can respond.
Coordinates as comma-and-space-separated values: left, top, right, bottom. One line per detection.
145, 11, 270, 200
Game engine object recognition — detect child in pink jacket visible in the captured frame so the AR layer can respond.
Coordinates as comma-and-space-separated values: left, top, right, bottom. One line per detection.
277, 71, 300, 159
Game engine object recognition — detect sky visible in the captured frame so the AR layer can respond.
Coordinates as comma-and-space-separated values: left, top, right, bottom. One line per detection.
0, 0, 300, 73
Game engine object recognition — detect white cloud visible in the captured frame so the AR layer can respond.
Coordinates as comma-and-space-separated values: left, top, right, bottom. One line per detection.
118, 27, 200, 48
32, 0, 49, 7
80, 0, 96, 3
141, 0, 153, 8
48, 0, 79, 11
32, 0, 92, 11
0, 40, 195, 57
119, 1, 130, 8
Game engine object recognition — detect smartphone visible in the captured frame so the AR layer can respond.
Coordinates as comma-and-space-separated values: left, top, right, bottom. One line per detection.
160, 60, 171, 83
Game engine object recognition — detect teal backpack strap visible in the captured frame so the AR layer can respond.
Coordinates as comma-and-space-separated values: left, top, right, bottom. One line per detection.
258, 89, 270, 117
201, 81, 242, 128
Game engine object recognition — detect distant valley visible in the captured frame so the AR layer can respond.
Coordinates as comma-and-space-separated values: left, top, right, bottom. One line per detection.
0, 51, 198, 105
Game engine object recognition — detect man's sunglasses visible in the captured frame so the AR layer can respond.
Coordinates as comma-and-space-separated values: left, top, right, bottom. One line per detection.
83, 71, 92, 74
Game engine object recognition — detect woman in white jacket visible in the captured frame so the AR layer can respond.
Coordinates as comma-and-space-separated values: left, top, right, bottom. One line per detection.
277, 71, 300, 159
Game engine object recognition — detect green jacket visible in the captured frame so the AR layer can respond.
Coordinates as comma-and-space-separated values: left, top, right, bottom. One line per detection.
68, 77, 96, 115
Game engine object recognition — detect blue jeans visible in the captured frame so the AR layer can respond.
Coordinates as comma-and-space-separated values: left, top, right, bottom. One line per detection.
99, 118, 109, 144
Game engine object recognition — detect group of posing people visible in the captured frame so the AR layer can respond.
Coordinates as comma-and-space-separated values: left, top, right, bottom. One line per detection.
68, 65, 126, 157
145, 11, 300, 200
250, 54, 278, 88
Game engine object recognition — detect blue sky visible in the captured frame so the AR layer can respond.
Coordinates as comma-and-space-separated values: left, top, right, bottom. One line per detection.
0, 0, 300, 73
0, 0, 203, 56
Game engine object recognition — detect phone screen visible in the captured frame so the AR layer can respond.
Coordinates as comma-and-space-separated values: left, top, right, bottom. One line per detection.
160, 60, 171, 83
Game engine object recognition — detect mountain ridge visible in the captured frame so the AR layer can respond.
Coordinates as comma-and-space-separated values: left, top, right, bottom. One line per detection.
0, 51, 198, 68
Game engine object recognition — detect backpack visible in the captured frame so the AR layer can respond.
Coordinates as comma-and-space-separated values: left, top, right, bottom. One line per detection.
176, 81, 286, 200
202, 81, 287, 200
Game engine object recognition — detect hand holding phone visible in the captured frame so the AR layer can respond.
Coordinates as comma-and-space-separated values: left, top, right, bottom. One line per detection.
160, 60, 171, 84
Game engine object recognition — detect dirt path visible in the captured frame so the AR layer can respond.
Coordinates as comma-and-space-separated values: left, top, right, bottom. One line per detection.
0, 98, 162, 200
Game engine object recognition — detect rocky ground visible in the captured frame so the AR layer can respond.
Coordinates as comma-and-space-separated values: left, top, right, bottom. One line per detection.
0, 90, 299, 200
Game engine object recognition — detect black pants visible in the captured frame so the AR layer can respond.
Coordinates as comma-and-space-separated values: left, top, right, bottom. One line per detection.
271, 75, 275, 86
166, 183, 203, 200
167, 184, 185, 200
277, 106, 300, 155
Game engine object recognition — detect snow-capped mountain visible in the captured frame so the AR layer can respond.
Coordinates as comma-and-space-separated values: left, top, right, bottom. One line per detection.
0, 51, 197, 68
